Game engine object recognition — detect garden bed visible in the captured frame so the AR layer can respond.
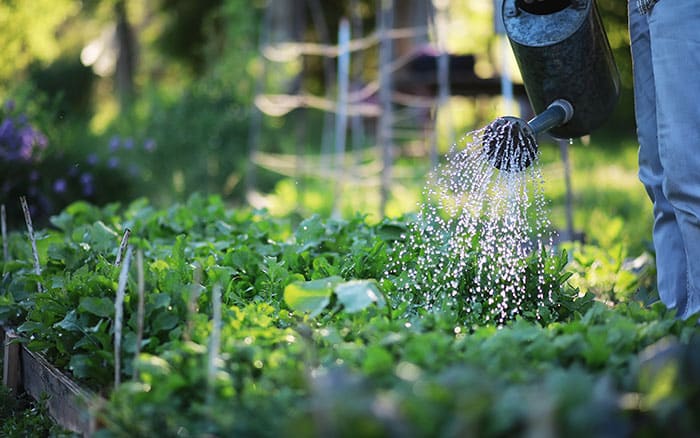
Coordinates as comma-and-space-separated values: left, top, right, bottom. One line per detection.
2, 325, 98, 436
1, 195, 699, 437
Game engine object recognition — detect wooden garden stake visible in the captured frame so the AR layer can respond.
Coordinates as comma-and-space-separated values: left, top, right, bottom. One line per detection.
115, 228, 131, 266
207, 283, 222, 403
133, 249, 145, 381
185, 265, 203, 342
19, 196, 42, 293
378, 0, 394, 216
114, 246, 132, 387
1, 204, 8, 263
332, 17, 350, 218
2, 328, 22, 393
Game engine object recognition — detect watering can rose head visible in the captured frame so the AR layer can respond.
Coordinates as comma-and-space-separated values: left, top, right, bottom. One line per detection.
482, 116, 538, 173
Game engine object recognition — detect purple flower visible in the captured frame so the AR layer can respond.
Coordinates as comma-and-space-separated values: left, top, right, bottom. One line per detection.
0, 119, 13, 141
53, 178, 67, 193
19, 126, 46, 157
107, 157, 120, 168
80, 172, 94, 196
143, 138, 156, 152
0, 115, 48, 161
123, 137, 134, 149
109, 136, 120, 152
19, 142, 33, 160
4, 99, 15, 111
87, 153, 99, 165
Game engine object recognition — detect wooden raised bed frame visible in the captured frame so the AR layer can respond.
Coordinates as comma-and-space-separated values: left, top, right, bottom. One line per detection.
1, 326, 99, 436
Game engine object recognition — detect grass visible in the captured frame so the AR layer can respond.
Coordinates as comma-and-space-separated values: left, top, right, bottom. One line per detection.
261, 131, 652, 252
538, 134, 652, 255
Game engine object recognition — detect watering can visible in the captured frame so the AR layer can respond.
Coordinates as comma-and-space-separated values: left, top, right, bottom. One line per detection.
485, 0, 620, 171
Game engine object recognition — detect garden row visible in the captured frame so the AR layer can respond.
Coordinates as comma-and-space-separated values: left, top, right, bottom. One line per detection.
1, 195, 699, 437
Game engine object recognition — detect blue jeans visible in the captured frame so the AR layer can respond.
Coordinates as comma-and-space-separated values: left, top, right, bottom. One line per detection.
629, 0, 700, 319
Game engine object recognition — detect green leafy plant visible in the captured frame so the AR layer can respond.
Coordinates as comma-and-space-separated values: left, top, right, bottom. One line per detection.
1, 195, 698, 437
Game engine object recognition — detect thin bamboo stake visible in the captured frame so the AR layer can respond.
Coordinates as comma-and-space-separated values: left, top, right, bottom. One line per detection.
185, 264, 203, 342
378, 0, 394, 217
350, 0, 367, 168
133, 249, 145, 381
261, 26, 427, 61
307, 0, 336, 171
432, 1, 452, 168
115, 228, 131, 266
559, 139, 576, 241
332, 18, 351, 218
114, 247, 132, 387
19, 197, 42, 293
207, 283, 222, 403
246, 0, 271, 197
1, 204, 8, 263
255, 48, 423, 118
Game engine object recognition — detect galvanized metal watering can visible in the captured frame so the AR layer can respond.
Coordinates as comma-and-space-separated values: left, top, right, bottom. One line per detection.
485, 0, 620, 171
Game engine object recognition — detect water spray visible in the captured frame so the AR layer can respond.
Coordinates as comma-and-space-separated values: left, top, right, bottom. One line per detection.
485, 0, 620, 172
484, 99, 574, 172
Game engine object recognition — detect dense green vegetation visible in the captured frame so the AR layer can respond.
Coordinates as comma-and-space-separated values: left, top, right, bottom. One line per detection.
1, 195, 698, 436
0, 0, 635, 225
0, 385, 71, 437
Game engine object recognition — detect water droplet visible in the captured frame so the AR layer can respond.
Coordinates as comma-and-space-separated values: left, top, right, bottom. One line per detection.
390, 120, 555, 325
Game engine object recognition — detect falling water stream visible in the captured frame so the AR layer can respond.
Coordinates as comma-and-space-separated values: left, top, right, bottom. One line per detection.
396, 119, 555, 325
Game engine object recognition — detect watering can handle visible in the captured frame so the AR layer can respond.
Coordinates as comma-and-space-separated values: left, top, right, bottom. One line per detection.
516, 0, 583, 14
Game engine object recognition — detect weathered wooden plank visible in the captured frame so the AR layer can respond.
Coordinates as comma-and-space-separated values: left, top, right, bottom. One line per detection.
2, 327, 22, 393
21, 348, 98, 436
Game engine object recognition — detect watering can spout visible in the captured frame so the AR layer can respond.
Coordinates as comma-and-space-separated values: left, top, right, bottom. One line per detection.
526, 99, 574, 137
483, 99, 574, 172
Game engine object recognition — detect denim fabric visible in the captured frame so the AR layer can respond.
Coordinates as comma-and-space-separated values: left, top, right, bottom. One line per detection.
637, 0, 659, 15
629, 0, 700, 319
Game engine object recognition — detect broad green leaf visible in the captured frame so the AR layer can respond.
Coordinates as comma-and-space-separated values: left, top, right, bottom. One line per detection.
376, 222, 407, 242
362, 344, 394, 376
79, 296, 114, 318
284, 276, 342, 318
151, 311, 179, 333
17, 320, 46, 334
68, 354, 92, 379
335, 280, 385, 313
85, 221, 120, 254
53, 310, 81, 332
149, 293, 171, 310
134, 353, 172, 385
294, 215, 326, 250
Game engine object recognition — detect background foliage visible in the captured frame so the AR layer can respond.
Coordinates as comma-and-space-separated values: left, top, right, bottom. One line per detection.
0, 0, 634, 218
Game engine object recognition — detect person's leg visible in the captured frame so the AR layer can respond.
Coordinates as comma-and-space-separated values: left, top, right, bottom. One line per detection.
629, 1, 688, 315
648, 0, 700, 319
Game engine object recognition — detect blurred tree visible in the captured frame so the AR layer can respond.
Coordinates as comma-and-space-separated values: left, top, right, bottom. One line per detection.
114, 0, 137, 106
0, 0, 79, 94
156, 0, 224, 72
28, 56, 96, 120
